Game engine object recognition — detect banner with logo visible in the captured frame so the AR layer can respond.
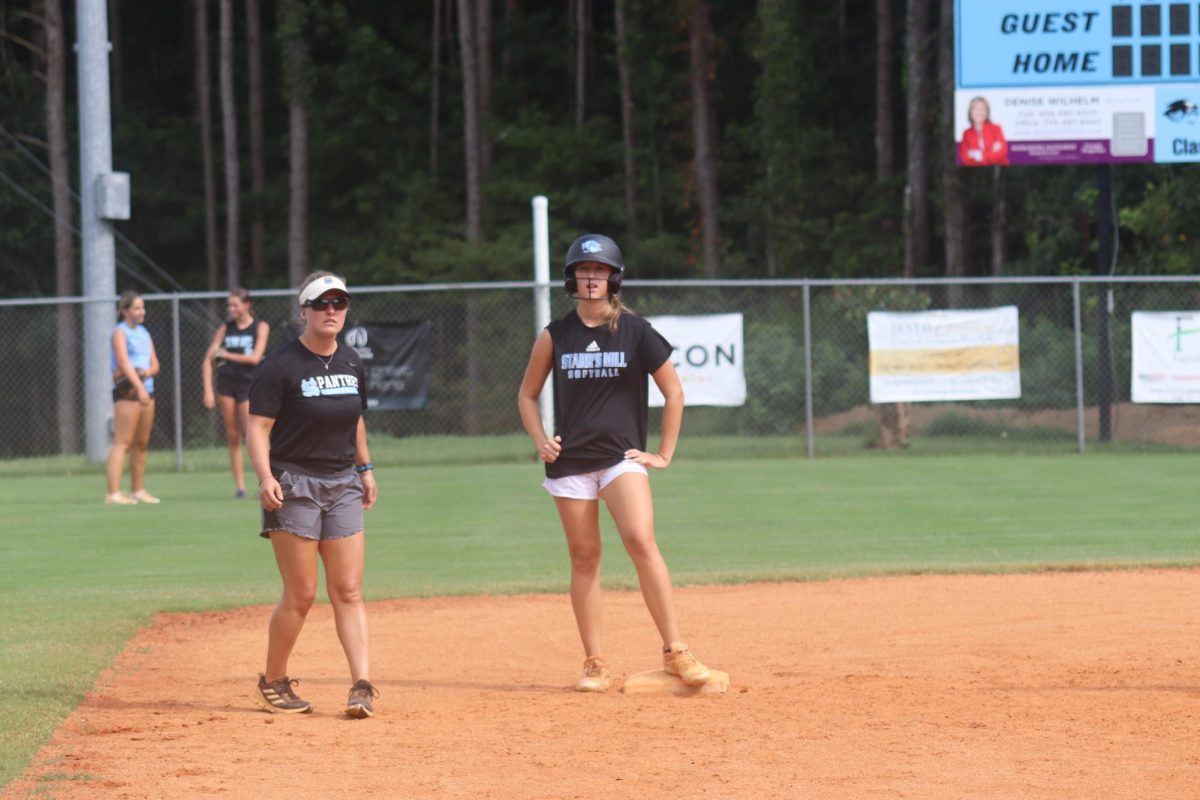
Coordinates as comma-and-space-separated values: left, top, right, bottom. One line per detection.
341, 321, 431, 410
868, 307, 1021, 403
646, 313, 745, 407
1131, 311, 1200, 403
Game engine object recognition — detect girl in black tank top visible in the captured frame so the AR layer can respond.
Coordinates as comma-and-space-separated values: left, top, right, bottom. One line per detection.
202, 289, 271, 497
517, 234, 721, 694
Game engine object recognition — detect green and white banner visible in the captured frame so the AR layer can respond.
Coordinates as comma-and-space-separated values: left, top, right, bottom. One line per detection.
1131, 311, 1200, 403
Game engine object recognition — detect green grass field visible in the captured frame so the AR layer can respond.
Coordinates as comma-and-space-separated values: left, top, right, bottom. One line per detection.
1, 443, 1196, 787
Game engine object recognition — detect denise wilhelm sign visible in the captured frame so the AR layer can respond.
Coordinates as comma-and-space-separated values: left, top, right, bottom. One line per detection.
1131, 311, 1200, 402
868, 307, 1021, 403
646, 313, 746, 407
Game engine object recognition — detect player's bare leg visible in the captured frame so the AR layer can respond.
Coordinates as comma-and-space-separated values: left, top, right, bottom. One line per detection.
600, 471, 683, 645
265, 533, 320, 680
603, 472, 711, 685
128, 399, 156, 495
554, 497, 605, 657
320, 532, 370, 682
218, 394, 245, 494
105, 401, 140, 498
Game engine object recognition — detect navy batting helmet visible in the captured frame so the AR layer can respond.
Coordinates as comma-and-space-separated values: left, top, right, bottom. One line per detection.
564, 234, 624, 297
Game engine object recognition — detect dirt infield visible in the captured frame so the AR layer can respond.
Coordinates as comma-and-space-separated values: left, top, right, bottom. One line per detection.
6, 571, 1200, 799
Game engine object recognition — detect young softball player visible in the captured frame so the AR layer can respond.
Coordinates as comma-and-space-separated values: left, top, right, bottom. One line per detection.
105, 290, 160, 505
247, 272, 380, 718
201, 288, 270, 498
517, 233, 715, 692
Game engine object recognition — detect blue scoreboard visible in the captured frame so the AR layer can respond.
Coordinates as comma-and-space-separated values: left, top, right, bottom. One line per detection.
955, 1, 1200, 164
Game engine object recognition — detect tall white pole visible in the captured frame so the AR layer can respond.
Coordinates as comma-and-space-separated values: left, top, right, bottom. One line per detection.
77, 0, 118, 462
532, 195, 554, 436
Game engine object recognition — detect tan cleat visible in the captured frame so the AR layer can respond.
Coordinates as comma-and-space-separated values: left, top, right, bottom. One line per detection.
663, 642, 711, 686
131, 490, 161, 504
574, 655, 611, 693
105, 491, 137, 505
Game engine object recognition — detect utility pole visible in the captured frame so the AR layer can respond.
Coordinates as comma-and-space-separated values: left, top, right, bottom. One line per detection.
77, 0, 131, 461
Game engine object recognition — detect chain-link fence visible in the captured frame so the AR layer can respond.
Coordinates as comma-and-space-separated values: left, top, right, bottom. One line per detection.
3, 276, 1199, 463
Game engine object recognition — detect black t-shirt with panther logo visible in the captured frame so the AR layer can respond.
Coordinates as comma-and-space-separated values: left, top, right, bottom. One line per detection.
218, 319, 265, 383
249, 338, 367, 477
545, 310, 673, 479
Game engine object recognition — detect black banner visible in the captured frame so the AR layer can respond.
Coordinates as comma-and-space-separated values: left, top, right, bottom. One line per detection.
341, 321, 430, 410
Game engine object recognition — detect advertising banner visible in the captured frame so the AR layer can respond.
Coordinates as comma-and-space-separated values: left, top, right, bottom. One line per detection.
1131, 311, 1200, 402
955, 1, 1200, 164
868, 307, 1021, 403
341, 321, 431, 410
646, 313, 746, 407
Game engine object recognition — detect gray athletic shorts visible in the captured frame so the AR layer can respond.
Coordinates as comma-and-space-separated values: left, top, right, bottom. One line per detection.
260, 467, 364, 541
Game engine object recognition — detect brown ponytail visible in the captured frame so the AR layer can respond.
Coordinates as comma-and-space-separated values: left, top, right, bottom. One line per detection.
608, 295, 632, 334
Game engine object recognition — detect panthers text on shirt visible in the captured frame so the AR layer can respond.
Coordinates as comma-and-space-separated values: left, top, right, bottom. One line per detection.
224, 333, 254, 353
300, 373, 360, 397
561, 350, 628, 379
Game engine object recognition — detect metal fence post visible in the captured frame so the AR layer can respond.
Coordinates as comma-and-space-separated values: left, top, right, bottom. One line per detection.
1072, 280, 1086, 454
532, 195, 553, 437
172, 294, 183, 471
803, 281, 814, 460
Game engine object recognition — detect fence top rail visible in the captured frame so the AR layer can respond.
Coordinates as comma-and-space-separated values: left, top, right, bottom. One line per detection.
3, 274, 1199, 307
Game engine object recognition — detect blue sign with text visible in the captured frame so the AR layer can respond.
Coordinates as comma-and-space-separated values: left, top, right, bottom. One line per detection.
958, 1, 1200, 88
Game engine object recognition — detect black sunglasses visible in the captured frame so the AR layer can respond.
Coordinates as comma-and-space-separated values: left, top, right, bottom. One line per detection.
305, 296, 349, 311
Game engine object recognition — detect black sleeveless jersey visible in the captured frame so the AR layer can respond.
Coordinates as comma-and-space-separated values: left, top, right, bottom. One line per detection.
545, 310, 673, 479
218, 319, 262, 383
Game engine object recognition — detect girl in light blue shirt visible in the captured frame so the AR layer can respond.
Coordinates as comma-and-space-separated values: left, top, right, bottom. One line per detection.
105, 290, 160, 505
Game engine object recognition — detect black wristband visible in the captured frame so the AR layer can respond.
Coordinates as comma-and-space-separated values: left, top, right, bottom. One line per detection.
354, 463, 374, 473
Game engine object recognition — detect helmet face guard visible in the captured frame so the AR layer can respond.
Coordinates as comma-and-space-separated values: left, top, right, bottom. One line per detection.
564, 234, 624, 298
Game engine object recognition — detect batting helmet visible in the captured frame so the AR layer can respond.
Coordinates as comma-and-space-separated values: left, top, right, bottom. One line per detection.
564, 234, 624, 297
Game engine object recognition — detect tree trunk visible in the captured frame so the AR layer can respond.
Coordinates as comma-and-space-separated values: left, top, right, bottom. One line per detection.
44, 0, 78, 453
874, 0, 894, 180
281, 0, 310, 286
991, 167, 1007, 275
875, 402, 911, 449
246, 0, 266, 278
904, 0, 932, 278
939, 0, 965, 306
477, 0, 493, 182
429, 0, 441, 175
219, 0, 240, 289
688, 0, 721, 277
574, 0, 586, 129
835, 0, 848, 62
501, 0, 518, 77
108, 0, 123, 120
193, 0, 220, 293
457, 0, 483, 244
614, 0, 638, 239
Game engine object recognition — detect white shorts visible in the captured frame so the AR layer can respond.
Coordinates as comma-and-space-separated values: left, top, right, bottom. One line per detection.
542, 460, 648, 500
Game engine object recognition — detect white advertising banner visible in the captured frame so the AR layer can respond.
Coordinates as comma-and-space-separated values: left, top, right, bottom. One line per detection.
868, 307, 1021, 403
646, 313, 745, 407
1131, 311, 1200, 403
